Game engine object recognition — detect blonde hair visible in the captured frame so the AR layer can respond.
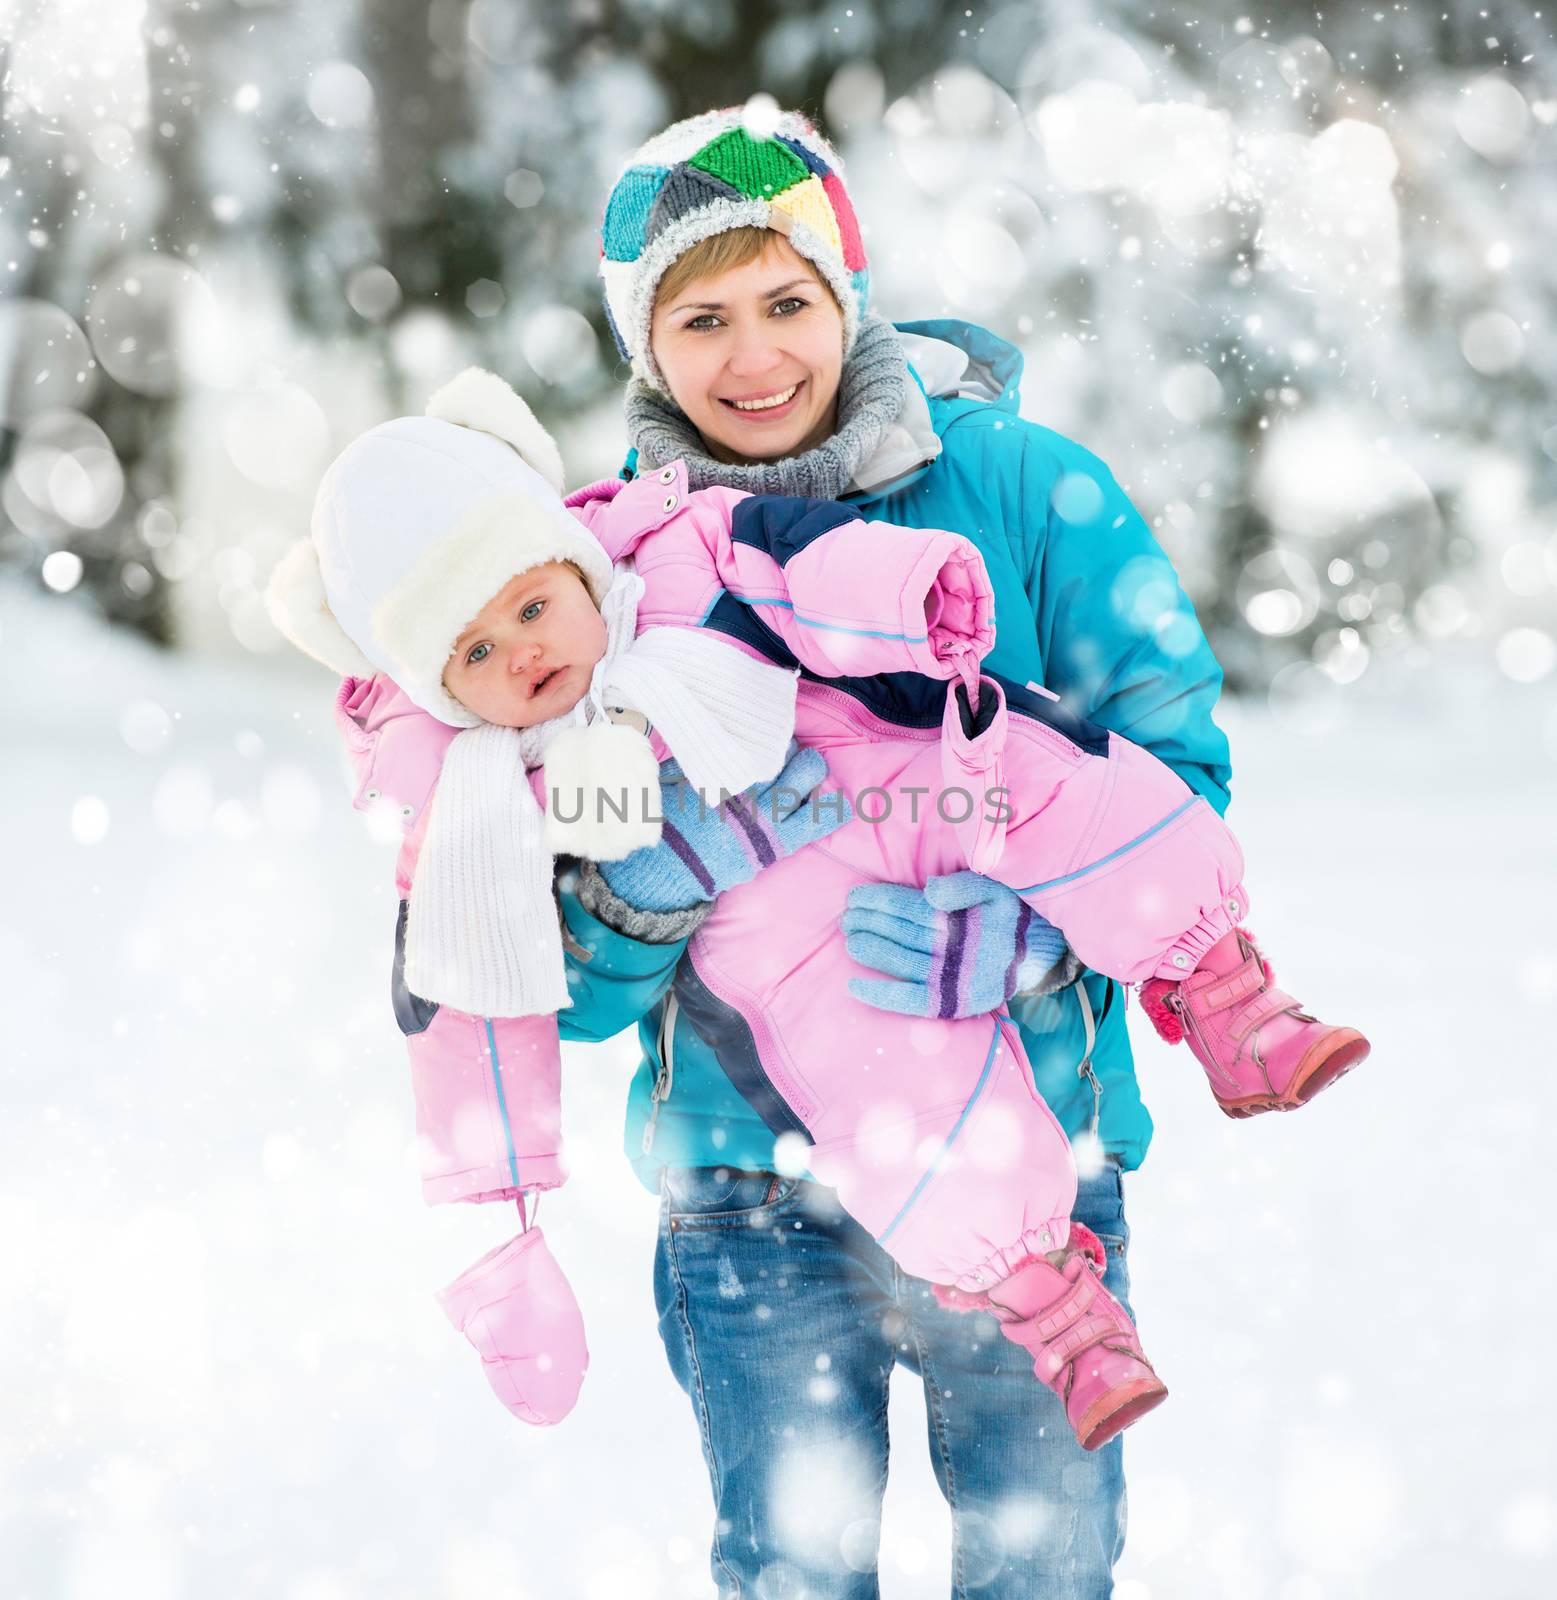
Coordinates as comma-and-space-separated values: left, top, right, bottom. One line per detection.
560, 559, 594, 601
655, 226, 838, 317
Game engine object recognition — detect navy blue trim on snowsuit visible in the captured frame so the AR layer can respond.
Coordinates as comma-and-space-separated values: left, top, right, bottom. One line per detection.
728, 494, 859, 564
671, 963, 813, 1144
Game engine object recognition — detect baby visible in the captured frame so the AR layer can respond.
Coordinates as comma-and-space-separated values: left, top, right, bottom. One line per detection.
270, 369, 1368, 1450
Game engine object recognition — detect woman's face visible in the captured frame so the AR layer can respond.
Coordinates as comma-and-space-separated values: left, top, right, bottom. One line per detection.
650, 235, 844, 465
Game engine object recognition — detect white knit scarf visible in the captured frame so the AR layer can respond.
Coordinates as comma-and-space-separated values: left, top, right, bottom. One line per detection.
404, 564, 797, 1017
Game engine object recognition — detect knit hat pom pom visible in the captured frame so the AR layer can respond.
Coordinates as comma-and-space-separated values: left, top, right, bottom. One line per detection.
543, 722, 663, 860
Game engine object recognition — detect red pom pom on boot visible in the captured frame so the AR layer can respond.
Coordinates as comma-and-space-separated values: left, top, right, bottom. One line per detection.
1140, 928, 1370, 1118
935, 1223, 1167, 1451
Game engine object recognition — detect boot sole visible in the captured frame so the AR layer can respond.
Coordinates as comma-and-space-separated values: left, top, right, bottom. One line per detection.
1216, 1030, 1371, 1119
1077, 1376, 1169, 1451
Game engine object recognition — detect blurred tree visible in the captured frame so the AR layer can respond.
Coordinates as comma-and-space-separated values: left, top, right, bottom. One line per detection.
1, 3, 183, 639
2, 0, 1553, 679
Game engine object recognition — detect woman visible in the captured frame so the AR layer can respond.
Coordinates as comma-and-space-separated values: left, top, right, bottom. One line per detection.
558, 107, 1232, 1599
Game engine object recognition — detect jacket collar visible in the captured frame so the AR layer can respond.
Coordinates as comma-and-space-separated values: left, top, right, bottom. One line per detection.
894, 319, 1025, 413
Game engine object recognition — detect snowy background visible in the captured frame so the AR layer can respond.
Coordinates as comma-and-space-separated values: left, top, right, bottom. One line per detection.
4, 2, 1557, 1596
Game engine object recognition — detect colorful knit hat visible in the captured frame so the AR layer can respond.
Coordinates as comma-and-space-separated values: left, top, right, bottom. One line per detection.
598, 107, 870, 388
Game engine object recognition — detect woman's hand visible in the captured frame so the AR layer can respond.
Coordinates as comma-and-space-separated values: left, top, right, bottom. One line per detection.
842, 872, 1074, 1018
598, 744, 851, 913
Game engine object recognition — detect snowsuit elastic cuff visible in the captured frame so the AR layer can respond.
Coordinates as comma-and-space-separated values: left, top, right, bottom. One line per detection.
574, 860, 712, 946
1154, 883, 1249, 981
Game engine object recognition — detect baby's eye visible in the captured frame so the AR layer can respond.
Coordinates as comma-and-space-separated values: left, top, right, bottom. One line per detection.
521, 599, 545, 623
466, 641, 492, 666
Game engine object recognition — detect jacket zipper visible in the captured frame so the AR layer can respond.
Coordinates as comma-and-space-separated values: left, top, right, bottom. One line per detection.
640, 991, 679, 1156
1074, 981, 1103, 1135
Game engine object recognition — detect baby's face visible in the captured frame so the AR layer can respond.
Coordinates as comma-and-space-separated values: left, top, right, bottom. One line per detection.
443, 561, 607, 728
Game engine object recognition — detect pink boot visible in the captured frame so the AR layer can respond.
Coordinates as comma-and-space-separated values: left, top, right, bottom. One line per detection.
936, 1224, 1167, 1451
1140, 929, 1370, 1118
437, 1224, 589, 1426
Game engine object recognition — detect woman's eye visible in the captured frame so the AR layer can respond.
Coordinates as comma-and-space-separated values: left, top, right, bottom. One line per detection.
521, 600, 545, 623
685, 314, 720, 332
466, 642, 491, 665
772, 297, 808, 316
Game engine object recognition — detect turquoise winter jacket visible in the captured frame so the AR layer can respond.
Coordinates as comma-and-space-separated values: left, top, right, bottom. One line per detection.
557, 319, 1232, 1191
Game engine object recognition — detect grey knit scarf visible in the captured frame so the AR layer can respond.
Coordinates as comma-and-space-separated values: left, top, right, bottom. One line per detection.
624, 314, 909, 500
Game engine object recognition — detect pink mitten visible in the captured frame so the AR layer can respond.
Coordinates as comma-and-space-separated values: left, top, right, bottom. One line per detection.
436, 1226, 588, 1426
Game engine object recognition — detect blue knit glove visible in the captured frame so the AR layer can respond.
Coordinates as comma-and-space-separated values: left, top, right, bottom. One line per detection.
842, 871, 1070, 1018
599, 744, 851, 913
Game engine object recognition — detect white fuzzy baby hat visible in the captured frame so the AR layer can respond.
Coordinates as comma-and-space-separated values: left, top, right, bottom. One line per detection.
267, 368, 615, 729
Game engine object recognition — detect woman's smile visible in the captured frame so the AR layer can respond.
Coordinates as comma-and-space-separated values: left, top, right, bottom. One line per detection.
718, 379, 805, 422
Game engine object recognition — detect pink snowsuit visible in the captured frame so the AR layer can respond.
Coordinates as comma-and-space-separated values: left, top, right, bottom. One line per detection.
338, 461, 1246, 1295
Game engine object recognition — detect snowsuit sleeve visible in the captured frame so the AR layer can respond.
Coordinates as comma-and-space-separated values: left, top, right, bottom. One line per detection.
334, 666, 692, 1052
579, 476, 995, 683
330, 675, 571, 1203
1017, 430, 1232, 815
334, 673, 460, 895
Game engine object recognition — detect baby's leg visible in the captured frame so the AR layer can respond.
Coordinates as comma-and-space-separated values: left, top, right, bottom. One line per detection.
800, 1011, 1165, 1452
819, 1011, 1078, 1288
939, 671, 1247, 985
687, 848, 1169, 1449
940, 672, 1369, 1113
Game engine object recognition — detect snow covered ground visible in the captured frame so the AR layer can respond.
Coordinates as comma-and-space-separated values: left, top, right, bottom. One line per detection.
4, 580, 1555, 1599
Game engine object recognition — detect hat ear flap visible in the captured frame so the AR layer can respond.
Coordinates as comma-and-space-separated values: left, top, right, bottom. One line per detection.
426, 367, 566, 495
265, 538, 377, 678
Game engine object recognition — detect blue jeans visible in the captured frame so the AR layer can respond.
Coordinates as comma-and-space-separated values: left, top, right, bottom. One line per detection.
654, 1161, 1135, 1599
